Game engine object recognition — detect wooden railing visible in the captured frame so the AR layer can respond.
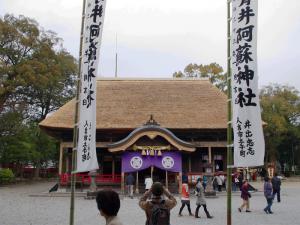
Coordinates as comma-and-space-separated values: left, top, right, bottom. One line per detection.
59, 173, 121, 186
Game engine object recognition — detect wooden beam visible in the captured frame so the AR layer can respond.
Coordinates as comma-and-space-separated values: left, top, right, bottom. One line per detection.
61, 141, 111, 148
193, 141, 227, 147
208, 146, 212, 164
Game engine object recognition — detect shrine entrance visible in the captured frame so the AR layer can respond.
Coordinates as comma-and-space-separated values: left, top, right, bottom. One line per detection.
107, 117, 196, 193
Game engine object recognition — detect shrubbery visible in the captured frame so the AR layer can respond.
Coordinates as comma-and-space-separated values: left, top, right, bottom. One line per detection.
0, 168, 15, 184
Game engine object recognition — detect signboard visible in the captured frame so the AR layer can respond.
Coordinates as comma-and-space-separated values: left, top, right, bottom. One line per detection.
232, 0, 265, 167
76, 0, 107, 173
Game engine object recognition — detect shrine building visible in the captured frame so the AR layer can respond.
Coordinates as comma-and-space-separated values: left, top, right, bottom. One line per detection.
39, 78, 228, 193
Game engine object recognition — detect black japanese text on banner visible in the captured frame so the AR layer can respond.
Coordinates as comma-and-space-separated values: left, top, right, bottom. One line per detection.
77, 0, 107, 173
232, 0, 265, 167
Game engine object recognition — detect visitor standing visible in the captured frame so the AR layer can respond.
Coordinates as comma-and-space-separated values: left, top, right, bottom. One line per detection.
264, 177, 274, 214
145, 176, 153, 192
238, 180, 251, 212
271, 173, 281, 202
125, 173, 135, 199
139, 182, 177, 225
202, 175, 208, 191
233, 173, 239, 192
215, 174, 223, 192
179, 178, 193, 216
194, 178, 213, 219
96, 190, 123, 225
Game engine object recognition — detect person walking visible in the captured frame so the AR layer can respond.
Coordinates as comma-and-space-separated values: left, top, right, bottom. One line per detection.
125, 173, 135, 198
271, 172, 281, 202
264, 177, 274, 214
96, 190, 123, 225
238, 180, 251, 212
178, 178, 193, 216
194, 178, 213, 219
139, 182, 177, 225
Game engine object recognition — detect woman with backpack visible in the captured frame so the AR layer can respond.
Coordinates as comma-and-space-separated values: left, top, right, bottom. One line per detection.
194, 177, 213, 219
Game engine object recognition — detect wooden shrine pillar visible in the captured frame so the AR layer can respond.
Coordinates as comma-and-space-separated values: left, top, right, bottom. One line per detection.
65, 150, 70, 173
58, 142, 64, 175
112, 156, 115, 180
151, 166, 154, 179
178, 172, 182, 194
136, 171, 139, 194
188, 155, 192, 173
121, 172, 125, 194
165, 170, 168, 190
208, 146, 212, 164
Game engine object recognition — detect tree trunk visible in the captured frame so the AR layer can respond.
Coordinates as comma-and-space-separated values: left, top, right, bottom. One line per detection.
34, 162, 41, 180
19, 163, 24, 179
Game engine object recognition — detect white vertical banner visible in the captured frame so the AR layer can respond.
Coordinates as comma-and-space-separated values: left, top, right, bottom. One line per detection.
76, 0, 107, 173
232, 0, 265, 167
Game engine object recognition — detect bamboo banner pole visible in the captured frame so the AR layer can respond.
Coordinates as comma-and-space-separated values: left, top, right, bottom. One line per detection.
226, 0, 233, 225
69, 1, 86, 225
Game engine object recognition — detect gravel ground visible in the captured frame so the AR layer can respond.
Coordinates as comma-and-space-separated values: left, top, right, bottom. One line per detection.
0, 181, 300, 225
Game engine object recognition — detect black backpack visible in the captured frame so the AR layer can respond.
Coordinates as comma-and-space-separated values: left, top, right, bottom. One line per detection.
148, 200, 170, 225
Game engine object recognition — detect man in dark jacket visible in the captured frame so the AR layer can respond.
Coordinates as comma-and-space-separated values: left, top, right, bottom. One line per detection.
139, 182, 177, 225
126, 173, 135, 198
271, 173, 281, 202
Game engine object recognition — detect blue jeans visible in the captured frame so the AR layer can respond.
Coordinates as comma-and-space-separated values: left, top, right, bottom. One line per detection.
264, 197, 273, 212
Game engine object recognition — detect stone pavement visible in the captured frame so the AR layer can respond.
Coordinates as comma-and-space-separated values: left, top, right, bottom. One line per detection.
0, 181, 299, 225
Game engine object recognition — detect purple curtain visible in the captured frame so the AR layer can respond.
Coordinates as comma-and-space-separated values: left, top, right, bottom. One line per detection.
121, 151, 182, 173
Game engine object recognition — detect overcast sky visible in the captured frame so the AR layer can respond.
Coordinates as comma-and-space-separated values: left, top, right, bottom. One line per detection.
1, 0, 300, 90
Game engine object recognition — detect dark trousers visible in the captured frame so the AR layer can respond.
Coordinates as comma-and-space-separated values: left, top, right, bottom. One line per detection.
264, 198, 273, 212
218, 185, 222, 192
195, 204, 211, 217
179, 201, 192, 215
273, 189, 281, 202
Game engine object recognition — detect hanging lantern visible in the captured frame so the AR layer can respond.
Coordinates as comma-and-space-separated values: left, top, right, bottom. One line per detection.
142, 150, 146, 156
157, 150, 162, 156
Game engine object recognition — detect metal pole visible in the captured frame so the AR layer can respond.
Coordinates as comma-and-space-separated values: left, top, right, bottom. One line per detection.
69, 1, 86, 225
226, 1, 233, 225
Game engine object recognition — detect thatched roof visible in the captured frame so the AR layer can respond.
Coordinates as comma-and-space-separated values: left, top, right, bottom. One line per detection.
39, 78, 228, 130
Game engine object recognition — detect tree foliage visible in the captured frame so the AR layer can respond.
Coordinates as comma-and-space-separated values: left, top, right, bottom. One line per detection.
0, 14, 78, 177
260, 84, 300, 168
0, 14, 77, 120
173, 63, 227, 91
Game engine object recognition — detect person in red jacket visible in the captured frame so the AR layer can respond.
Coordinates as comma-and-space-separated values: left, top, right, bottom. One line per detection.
178, 178, 193, 216
238, 180, 251, 212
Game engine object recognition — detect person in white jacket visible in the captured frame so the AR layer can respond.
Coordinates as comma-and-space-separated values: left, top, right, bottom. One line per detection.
144, 176, 153, 192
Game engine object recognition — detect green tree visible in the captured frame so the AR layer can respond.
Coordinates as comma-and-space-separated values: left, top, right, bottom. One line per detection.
173, 63, 227, 91
0, 14, 78, 119
0, 112, 34, 177
0, 14, 77, 178
260, 84, 300, 170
